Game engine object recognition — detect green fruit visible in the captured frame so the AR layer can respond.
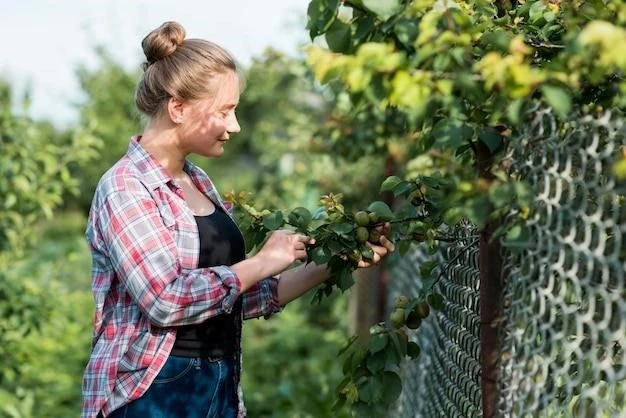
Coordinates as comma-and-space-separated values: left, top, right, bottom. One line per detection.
368, 212, 380, 225
389, 308, 405, 329
354, 210, 370, 227
368, 229, 381, 244
416, 301, 430, 319
393, 295, 409, 309
355, 226, 370, 243
360, 246, 375, 260
348, 248, 362, 264
406, 310, 421, 329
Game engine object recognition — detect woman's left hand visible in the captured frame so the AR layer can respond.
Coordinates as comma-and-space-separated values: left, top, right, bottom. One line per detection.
356, 222, 395, 269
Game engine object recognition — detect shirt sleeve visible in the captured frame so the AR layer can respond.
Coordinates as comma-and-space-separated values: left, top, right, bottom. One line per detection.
242, 276, 283, 320
97, 188, 242, 327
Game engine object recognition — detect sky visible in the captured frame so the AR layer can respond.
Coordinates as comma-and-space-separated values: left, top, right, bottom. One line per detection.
0, 0, 310, 127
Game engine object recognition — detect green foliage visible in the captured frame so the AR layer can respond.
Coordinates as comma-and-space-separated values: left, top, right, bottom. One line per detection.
242, 294, 351, 418
304, 0, 626, 237
0, 81, 98, 253
71, 48, 142, 211
0, 80, 98, 417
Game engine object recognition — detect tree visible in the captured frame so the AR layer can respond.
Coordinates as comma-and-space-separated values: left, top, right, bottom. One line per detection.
227, 0, 626, 414
0, 80, 98, 417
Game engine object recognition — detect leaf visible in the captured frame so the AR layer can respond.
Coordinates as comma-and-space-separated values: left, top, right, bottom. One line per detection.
306, 0, 339, 39
288, 207, 312, 228
392, 181, 416, 198
362, 0, 402, 20
262, 211, 284, 230
381, 371, 403, 404
478, 127, 503, 154
310, 245, 332, 264
369, 333, 389, 353
380, 175, 402, 192
541, 85, 571, 118
430, 119, 474, 150
503, 224, 531, 253
311, 207, 328, 220
366, 350, 387, 373
325, 19, 352, 53
338, 335, 359, 356
507, 99, 524, 125
358, 378, 377, 403
427, 293, 445, 310
367, 201, 394, 221
330, 222, 354, 234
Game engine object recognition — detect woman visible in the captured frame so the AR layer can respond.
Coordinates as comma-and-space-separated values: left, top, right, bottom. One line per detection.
81, 21, 395, 418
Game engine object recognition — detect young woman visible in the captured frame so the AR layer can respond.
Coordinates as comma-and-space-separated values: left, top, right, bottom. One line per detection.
81, 21, 395, 418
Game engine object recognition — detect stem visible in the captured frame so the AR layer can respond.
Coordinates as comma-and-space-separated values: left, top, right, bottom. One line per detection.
394, 234, 480, 243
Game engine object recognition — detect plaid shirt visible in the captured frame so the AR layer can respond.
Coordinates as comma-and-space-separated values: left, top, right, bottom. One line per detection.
81, 137, 281, 418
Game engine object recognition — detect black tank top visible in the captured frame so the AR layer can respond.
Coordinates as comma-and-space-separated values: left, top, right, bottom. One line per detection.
171, 206, 246, 358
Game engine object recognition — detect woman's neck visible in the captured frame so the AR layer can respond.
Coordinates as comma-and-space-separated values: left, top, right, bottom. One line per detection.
140, 120, 187, 179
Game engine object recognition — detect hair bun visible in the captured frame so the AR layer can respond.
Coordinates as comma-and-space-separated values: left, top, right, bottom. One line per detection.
141, 21, 186, 69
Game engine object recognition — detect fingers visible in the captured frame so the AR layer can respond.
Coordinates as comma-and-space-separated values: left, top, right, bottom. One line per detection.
357, 234, 395, 268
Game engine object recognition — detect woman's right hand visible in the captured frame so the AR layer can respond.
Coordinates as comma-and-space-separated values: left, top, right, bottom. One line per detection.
254, 230, 315, 277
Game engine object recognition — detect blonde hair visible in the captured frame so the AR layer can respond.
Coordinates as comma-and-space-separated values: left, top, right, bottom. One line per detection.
135, 21, 241, 117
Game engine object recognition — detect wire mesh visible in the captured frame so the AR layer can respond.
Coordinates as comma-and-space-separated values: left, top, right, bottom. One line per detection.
391, 224, 481, 417
498, 108, 626, 417
390, 108, 626, 417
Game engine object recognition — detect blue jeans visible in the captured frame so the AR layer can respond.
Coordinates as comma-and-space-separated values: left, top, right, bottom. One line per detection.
108, 356, 238, 418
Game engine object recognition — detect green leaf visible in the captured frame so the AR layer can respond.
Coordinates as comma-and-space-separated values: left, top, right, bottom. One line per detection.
362, 0, 402, 20
330, 222, 355, 234
478, 127, 503, 154
430, 119, 474, 150
306, 0, 339, 39
392, 181, 416, 198
262, 211, 284, 230
541, 85, 571, 118
358, 378, 377, 403
325, 19, 352, 53
503, 224, 531, 253
488, 182, 515, 207
507, 99, 524, 125
288, 207, 312, 228
427, 293, 445, 310
367, 201, 394, 221
369, 333, 389, 353
380, 175, 402, 192
310, 245, 332, 264
366, 350, 387, 373
311, 207, 328, 220
381, 371, 403, 404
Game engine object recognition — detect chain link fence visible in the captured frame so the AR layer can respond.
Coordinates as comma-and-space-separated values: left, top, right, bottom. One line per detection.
390, 108, 626, 417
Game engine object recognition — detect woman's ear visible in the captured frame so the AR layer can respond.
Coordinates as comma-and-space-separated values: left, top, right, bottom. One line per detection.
167, 97, 185, 125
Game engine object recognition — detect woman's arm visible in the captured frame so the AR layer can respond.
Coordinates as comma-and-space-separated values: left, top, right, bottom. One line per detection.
276, 262, 331, 306
277, 234, 396, 306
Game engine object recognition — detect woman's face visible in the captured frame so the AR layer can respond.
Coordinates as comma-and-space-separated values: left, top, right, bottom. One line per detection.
180, 71, 241, 158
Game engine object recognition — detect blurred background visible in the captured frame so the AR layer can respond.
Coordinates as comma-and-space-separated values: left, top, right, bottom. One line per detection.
0, 1, 384, 417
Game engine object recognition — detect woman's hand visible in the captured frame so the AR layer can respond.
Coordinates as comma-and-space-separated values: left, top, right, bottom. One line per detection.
255, 230, 315, 276
356, 222, 395, 269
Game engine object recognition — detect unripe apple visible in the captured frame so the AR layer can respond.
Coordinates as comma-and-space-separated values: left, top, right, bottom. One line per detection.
355, 226, 370, 243
354, 210, 370, 227
389, 308, 406, 329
